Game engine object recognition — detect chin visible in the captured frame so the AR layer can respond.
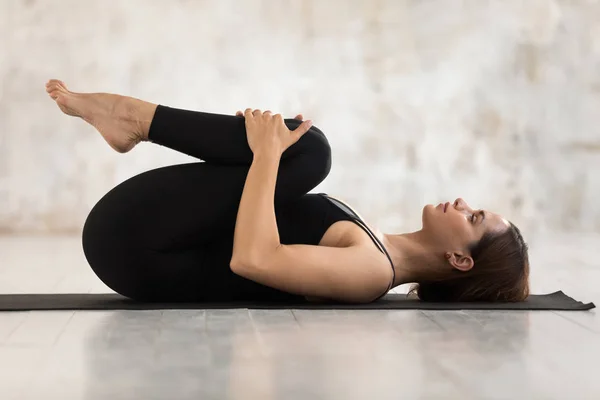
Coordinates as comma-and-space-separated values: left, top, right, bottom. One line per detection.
423, 204, 437, 214
421, 204, 434, 228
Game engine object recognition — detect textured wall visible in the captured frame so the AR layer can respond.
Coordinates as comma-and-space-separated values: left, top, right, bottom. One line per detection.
2, 0, 600, 238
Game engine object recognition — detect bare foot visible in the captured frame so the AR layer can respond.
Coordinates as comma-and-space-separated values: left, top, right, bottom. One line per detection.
45, 79, 151, 153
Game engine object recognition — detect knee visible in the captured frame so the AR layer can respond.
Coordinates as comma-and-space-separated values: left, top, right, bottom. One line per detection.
81, 198, 118, 273
284, 119, 332, 177
81, 189, 135, 271
308, 125, 332, 182
81, 200, 140, 299
285, 119, 330, 151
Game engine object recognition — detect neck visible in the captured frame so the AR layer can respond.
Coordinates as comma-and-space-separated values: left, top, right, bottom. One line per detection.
380, 230, 442, 287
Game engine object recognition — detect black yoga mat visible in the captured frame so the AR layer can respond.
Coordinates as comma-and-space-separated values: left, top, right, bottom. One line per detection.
0, 291, 594, 311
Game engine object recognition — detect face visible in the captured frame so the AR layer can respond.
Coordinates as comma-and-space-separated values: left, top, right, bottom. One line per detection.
422, 198, 510, 270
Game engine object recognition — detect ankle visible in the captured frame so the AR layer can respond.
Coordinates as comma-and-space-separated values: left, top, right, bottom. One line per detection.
127, 98, 157, 142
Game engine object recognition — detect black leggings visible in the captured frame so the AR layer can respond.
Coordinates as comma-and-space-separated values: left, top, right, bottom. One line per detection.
81, 105, 332, 302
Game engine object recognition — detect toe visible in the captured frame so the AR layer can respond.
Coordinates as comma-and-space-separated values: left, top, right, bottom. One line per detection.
49, 87, 62, 99
47, 79, 65, 89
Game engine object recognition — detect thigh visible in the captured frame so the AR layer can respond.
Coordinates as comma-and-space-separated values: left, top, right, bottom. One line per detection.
123, 162, 249, 249
85, 155, 329, 252
84, 162, 250, 256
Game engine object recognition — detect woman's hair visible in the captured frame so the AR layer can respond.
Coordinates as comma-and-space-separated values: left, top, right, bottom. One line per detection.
409, 222, 530, 302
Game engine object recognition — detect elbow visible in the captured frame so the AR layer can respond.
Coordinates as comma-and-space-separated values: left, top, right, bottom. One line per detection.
230, 246, 279, 274
229, 255, 261, 275
229, 257, 248, 274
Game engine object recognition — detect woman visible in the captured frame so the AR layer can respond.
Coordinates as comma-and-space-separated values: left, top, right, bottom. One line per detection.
45, 79, 530, 304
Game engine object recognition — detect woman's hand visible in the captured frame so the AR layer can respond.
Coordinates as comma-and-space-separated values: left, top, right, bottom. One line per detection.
235, 109, 313, 157
236, 111, 304, 121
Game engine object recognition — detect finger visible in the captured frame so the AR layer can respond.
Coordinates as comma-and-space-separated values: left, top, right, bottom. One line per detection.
292, 119, 313, 140
294, 114, 303, 121
263, 110, 272, 117
236, 111, 243, 116
244, 108, 254, 120
252, 109, 262, 117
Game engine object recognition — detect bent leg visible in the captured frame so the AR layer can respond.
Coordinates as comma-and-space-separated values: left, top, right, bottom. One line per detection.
82, 103, 332, 301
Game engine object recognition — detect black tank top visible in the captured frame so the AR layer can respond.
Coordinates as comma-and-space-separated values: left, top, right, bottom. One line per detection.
316, 193, 395, 300
275, 193, 395, 300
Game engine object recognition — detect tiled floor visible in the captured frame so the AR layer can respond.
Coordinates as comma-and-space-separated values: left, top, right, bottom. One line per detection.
0, 234, 598, 400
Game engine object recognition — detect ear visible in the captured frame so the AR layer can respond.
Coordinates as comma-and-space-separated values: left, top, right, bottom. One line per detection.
445, 251, 474, 272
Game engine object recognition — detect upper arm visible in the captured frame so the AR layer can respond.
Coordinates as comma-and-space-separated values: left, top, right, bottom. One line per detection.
230, 244, 390, 303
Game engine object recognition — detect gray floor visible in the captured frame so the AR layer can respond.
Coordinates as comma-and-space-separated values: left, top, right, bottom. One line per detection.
0, 234, 598, 400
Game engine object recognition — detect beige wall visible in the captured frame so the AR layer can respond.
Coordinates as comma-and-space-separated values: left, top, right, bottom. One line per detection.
2, 0, 599, 238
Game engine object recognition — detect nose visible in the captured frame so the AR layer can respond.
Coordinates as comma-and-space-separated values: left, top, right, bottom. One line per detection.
453, 198, 471, 212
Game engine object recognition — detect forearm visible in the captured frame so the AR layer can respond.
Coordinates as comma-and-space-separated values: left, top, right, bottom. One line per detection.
230, 152, 282, 266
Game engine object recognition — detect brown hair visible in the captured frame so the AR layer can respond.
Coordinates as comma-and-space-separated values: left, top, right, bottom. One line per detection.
409, 222, 530, 302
